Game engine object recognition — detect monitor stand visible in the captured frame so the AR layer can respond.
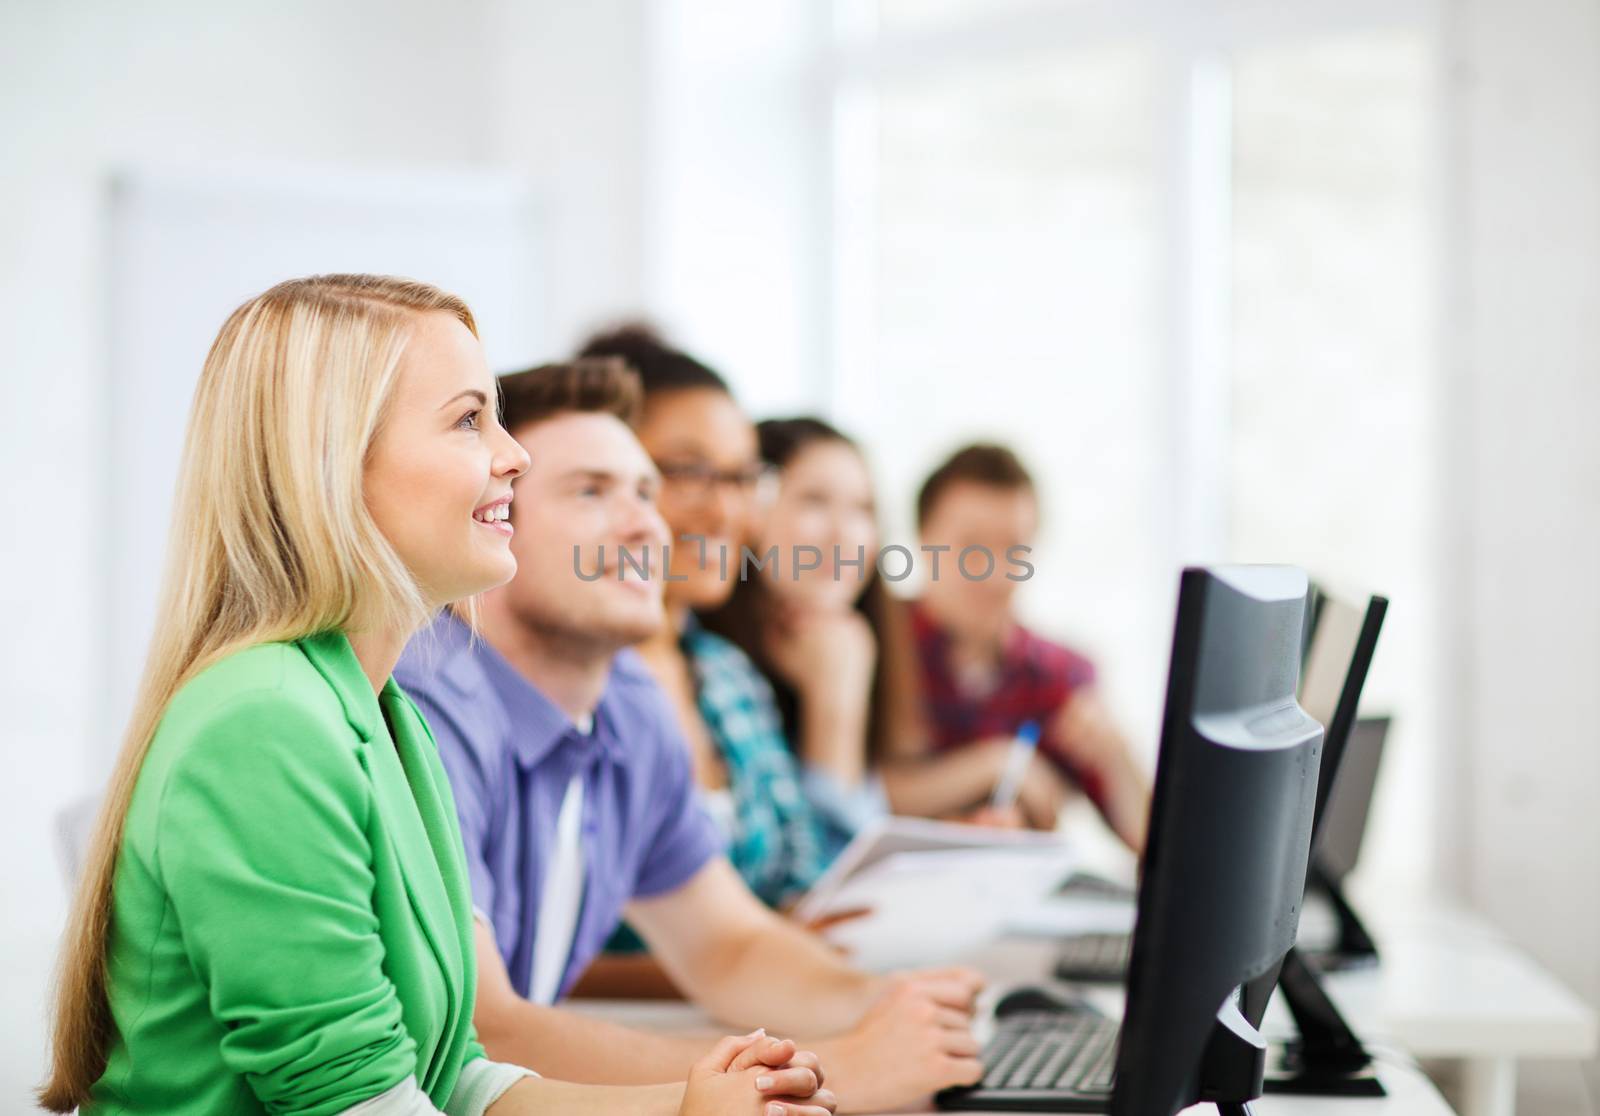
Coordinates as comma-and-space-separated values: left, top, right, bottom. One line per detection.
1196, 997, 1269, 1113
1264, 947, 1386, 1096
1306, 863, 1380, 970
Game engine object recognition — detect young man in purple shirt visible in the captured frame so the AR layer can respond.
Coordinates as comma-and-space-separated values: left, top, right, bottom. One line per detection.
396, 359, 983, 1113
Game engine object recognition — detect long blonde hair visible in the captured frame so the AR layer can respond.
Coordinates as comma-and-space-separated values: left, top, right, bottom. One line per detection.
39, 274, 477, 1111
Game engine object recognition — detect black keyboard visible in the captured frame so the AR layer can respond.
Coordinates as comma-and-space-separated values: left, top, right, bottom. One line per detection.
937, 1009, 1121, 1112
1056, 872, 1137, 903
1053, 933, 1132, 983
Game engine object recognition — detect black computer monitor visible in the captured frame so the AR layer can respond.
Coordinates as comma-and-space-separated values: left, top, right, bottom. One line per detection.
1261, 593, 1389, 1097
1314, 715, 1389, 883
1110, 566, 1323, 1116
1054, 590, 1384, 951
1299, 594, 1388, 834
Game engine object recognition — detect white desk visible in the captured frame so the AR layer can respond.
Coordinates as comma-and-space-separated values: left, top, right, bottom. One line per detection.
1010, 880, 1595, 1116
567, 928, 1457, 1116
1301, 892, 1597, 1116
965, 934, 1456, 1116
1033, 808, 1595, 1116
1234, 1066, 1455, 1116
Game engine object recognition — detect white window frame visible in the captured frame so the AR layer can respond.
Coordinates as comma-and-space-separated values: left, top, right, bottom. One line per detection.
819, 0, 1436, 567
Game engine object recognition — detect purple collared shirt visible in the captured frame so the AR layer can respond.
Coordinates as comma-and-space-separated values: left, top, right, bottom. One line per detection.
395, 613, 722, 1001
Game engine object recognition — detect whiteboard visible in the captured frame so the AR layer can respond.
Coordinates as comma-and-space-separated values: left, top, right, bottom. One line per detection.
105, 164, 543, 752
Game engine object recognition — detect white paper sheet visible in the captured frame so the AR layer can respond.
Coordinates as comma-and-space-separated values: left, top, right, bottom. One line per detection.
810, 844, 1077, 971
1003, 893, 1138, 938
797, 815, 1075, 922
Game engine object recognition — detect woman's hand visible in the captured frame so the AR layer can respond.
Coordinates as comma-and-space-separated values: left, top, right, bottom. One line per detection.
765, 604, 878, 782
763, 605, 876, 708
681, 1031, 836, 1116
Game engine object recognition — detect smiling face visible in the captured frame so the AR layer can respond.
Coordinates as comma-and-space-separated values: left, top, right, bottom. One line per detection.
494, 411, 671, 649
363, 311, 530, 609
755, 438, 879, 609
633, 387, 761, 611
918, 479, 1039, 641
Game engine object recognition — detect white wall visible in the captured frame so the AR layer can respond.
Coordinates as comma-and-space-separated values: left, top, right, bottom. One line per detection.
101, 167, 545, 754
0, 0, 654, 1102
1438, 0, 1600, 1102
488, 0, 650, 353
642, 0, 831, 414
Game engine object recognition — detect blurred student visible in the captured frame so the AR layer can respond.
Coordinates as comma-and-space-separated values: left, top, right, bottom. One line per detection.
394, 360, 984, 1112
578, 327, 840, 905
894, 444, 1150, 852
703, 418, 1030, 836
38, 276, 826, 1116
700, 418, 902, 852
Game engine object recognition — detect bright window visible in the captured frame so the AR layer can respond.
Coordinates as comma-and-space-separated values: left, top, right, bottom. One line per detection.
833, 44, 1173, 746
1230, 30, 1435, 881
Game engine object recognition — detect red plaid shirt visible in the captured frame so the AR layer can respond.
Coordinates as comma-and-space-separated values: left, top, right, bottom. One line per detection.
909, 599, 1106, 810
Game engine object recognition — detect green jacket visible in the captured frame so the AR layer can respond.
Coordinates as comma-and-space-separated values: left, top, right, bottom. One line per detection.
92, 631, 487, 1114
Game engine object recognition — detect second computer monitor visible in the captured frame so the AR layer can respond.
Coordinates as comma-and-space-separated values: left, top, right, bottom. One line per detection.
1297, 593, 1388, 831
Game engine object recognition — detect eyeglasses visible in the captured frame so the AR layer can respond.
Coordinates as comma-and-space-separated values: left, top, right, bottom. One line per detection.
656, 461, 776, 503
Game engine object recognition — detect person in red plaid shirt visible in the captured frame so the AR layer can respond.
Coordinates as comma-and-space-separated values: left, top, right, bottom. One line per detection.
886, 444, 1150, 853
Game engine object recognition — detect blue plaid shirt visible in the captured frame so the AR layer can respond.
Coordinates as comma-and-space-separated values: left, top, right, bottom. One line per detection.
681, 621, 829, 908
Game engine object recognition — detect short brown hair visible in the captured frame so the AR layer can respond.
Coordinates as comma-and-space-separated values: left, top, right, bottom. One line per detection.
496, 357, 643, 434
916, 442, 1036, 527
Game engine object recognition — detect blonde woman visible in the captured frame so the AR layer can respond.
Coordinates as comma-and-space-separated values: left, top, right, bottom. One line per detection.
38, 275, 836, 1116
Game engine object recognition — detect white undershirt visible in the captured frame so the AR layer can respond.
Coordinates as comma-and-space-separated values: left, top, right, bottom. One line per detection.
338, 1059, 536, 1115
529, 713, 591, 1006
700, 787, 738, 843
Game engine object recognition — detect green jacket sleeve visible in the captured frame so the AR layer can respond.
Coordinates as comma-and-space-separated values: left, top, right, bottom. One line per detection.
157, 692, 420, 1115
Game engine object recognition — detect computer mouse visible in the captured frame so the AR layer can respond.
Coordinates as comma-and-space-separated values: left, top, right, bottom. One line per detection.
993, 985, 1102, 1018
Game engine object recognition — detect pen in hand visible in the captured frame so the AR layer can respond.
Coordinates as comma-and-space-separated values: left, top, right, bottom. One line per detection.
989, 720, 1041, 811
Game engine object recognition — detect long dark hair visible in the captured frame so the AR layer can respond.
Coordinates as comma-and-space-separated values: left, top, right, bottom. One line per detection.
578, 322, 731, 398
699, 416, 898, 762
